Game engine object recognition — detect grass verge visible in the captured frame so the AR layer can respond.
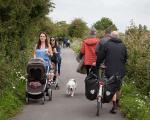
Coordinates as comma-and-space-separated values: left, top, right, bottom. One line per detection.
120, 82, 150, 120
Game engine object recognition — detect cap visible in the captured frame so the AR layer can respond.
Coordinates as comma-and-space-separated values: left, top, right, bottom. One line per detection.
90, 26, 96, 36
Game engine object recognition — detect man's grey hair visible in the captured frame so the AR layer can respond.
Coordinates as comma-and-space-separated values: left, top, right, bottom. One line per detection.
111, 31, 119, 38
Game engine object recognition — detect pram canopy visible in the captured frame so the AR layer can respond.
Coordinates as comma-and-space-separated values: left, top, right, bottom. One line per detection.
27, 58, 47, 83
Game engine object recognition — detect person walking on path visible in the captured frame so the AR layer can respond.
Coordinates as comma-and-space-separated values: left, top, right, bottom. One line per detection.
95, 29, 111, 55
80, 26, 99, 75
55, 38, 62, 76
49, 37, 61, 82
95, 31, 127, 114
33, 32, 53, 71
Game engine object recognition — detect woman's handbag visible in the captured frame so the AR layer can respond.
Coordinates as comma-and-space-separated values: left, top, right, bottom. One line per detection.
76, 52, 83, 63
76, 56, 86, 74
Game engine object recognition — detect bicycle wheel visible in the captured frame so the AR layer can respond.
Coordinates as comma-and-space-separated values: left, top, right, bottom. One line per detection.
96, 97, 102, 116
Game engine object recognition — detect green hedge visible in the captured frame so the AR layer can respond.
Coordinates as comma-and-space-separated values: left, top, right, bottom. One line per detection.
71, 38, 82, 53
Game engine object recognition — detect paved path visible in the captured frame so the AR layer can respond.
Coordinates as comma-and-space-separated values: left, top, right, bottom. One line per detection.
12, 48, 124, 120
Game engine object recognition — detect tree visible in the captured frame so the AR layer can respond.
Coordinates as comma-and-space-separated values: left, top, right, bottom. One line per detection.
143, 25, 147, 31
94, 17, 117, 31
54, 21, 69, 37
68, 18, 88, 38
38, 17, 56, 36
0, 0, 54, 53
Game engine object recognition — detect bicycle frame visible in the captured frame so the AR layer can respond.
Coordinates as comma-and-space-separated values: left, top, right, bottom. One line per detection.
97, 81, 104, 99
96, 65, 106, 116
96, 80, 105, 116
97, 65, 105, 100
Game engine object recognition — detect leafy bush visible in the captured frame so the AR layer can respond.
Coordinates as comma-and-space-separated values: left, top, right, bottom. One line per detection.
121, 24, 150, 120
0, 86, 24, 120
121, 81, 150, 120
71, 38, 82, 53
124, 25, 150, 96
68, 18, 88, 38
0, 0, 55, 119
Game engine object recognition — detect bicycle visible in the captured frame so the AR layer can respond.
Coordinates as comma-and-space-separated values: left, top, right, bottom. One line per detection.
96, 64, 106, 116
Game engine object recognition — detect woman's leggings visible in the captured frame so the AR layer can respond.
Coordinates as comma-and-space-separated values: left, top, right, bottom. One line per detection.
57, 62, 61, 75
85, 65, 92, 76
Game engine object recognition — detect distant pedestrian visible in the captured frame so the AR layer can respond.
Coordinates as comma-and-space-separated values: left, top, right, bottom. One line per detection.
63, 37, 68, 48
56, 41, 62, 76
80, 26, 99, 75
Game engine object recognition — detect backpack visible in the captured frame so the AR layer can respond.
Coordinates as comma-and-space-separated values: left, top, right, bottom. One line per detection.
85, 72, 99, 101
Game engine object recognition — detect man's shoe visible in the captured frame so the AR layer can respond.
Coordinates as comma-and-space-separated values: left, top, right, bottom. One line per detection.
110, 107, 117, 114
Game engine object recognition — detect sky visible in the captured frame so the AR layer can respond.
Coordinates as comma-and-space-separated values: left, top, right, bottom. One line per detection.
49, 0, 150, 32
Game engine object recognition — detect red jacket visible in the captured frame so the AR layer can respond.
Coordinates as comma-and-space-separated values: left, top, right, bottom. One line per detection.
81, 37, 99, 65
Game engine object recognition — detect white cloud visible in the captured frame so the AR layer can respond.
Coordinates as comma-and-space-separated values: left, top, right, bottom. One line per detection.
49, 0, 150, 32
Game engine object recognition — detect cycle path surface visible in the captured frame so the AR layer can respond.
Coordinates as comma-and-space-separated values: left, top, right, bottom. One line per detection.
12, 48, 125, 120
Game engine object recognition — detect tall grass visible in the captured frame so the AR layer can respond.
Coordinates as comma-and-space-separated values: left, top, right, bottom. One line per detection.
121, 26, 150, 120
124, 27, 150, 95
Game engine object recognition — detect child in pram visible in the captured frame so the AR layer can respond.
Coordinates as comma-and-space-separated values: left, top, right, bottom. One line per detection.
48, 62, 55, 84
48, 61, 59, 89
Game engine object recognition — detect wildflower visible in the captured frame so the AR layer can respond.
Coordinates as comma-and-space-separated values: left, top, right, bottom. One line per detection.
20, 76, 25, 80
132, 81, 135, 84
144, 96, 148, 99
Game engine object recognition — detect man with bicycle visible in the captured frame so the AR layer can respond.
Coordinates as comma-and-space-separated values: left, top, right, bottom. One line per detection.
95, 29, 111, 55
95, 31, 127, 114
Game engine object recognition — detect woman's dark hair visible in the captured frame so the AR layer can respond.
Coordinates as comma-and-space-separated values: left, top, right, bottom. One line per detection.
50, 37, 58, 48
37, 32, 48, 49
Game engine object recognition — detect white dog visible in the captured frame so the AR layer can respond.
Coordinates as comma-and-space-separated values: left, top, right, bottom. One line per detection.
66, 79, 77, 97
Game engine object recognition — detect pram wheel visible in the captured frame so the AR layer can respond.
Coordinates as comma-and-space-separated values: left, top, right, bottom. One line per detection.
44, 92, 47, 101
26, 97, 29, 104
41, 92, 46, 105
25, 92, 29, 104
55, 83, 59, 90
41, 96, 45, 105
47, 89, 52, 101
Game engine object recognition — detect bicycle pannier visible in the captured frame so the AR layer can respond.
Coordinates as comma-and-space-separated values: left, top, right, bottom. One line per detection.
85, 72, 99, 100
103, 75, 122, 103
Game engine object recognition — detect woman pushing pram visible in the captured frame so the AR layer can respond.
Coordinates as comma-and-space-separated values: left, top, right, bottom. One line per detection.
25, 32, 53, 104
33, 32, 53, 68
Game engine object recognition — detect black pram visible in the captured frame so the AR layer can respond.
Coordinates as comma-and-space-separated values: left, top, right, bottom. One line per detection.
26, 58, 52, 104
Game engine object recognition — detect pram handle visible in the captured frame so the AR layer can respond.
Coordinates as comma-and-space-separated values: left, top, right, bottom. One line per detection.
30, 58, 45, 63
